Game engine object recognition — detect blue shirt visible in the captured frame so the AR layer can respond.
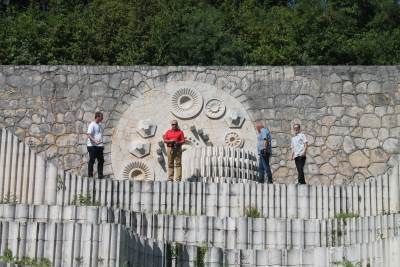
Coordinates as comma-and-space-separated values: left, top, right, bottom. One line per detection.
257, 128, 272, 155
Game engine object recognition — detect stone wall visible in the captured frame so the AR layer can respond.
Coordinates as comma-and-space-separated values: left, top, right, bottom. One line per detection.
0, 65, 399, 184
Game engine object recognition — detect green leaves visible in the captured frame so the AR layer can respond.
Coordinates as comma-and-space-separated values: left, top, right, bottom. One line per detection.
0, 0, 399, 65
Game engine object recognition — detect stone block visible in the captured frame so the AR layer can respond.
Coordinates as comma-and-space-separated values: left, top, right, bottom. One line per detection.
343, 136, 356, 154
325, 93, 341, 105
349, 151, 369, 167
56, 134, 78, 147
320, 163, 335, 175
382, 114, 398, 128
326, 136, 343, 150
329, 126, 350, 136
382, 138, 399, 153
368, 163, 386, 176
367, 81, 381, 93
366, 138, 379, 149
359, 114, 380, 128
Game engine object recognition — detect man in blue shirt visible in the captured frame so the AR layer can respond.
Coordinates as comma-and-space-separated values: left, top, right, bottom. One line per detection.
256, 122, 273, 183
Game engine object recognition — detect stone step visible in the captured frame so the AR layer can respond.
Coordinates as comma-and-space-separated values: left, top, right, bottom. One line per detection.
0, 219, 398, 267
0, 203, 398, 250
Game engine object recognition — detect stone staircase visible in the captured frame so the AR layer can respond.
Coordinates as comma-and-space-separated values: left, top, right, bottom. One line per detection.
0, 128, 399, 266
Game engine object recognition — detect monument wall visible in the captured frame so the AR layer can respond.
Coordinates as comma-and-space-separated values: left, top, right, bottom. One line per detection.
0, 65, 399, 184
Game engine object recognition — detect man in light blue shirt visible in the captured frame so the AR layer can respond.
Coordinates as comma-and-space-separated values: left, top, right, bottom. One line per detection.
256, 122, 273, 183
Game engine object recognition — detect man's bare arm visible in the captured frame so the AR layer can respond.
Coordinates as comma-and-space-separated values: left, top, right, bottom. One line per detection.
86, 133, 98, 145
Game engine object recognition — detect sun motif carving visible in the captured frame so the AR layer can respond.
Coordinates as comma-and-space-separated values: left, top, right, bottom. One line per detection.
170, 88, 203, 119
122, 161, 153, 180
204, 99, 226, 119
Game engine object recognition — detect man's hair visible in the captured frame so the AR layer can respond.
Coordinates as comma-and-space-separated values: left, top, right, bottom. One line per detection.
255, 121, 264, 129
293, 123, 301, 129
95, 112, 103, 119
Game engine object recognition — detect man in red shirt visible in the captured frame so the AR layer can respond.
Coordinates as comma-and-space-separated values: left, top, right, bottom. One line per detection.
163, 120, 185, 181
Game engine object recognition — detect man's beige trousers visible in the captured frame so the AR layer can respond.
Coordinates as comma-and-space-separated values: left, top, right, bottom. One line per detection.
167, 147, 182, 181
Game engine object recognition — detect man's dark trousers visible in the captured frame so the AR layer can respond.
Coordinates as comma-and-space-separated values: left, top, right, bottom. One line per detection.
295, 156, 306, 184
87, 146, 104, 178
259, 151, 272, 183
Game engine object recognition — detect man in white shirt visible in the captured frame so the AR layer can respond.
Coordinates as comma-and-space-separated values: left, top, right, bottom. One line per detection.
291, 123, 308, 184
86, 112, 104, 179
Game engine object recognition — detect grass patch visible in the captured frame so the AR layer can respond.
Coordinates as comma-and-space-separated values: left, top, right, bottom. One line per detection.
71, 194, 100, 206
0, 248, 51, 267
245, 207, 262, 218
334, 212, 359, 220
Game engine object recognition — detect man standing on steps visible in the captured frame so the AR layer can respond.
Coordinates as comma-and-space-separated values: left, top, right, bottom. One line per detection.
256, 122, 273, 184
163, 120, 185, 181
86, 112, 104, 179
291, 123, 308, 184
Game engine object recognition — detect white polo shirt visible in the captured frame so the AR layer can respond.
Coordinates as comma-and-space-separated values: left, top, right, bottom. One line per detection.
291, 133, 308, 158
87, 121, 103, 147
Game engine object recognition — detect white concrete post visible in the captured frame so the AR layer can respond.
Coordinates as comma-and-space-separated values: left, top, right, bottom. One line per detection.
44, 161, 57, 205
33, 154, 46, 204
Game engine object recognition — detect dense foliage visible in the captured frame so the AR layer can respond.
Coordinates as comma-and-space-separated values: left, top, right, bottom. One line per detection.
0, 0, 399, 65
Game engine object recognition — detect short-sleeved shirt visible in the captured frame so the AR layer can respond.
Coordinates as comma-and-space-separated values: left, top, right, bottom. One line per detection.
257, 128, 272, 155
163, 129, 185, 147
87, 121, 103, 147
291, 133, 308, 158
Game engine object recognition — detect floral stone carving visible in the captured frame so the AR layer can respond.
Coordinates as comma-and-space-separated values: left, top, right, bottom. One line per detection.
204, 98, 226, 119
224, 132, 244, 148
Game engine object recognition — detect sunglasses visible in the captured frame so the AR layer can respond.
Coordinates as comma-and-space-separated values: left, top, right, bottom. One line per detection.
171, 124, 177, 126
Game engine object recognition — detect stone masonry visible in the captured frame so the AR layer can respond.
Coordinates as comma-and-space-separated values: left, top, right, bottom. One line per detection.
0, 66, 400, 184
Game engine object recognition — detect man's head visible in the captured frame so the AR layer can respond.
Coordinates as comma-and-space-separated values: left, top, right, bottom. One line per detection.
255, 122, 264, 133
171, 120, 178, 130
95, 112, 103, 123
293, 123, 301, 134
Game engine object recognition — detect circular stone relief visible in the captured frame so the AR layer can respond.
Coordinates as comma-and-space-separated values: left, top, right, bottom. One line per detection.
170, 88, 203, 119
122, 162, 153, 180
224, 132, 244, 148
205, 99, 226, 119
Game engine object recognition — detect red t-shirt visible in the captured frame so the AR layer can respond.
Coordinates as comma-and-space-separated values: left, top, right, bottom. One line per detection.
163, 129, 185, 146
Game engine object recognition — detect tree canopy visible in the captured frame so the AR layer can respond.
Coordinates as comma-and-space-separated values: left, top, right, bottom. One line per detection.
0, 0, 399, 65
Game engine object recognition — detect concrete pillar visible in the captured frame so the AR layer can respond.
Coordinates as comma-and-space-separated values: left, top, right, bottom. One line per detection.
27, 149, 36, 204
45, 161, 57, 205
33, 154, 46, 204
9, 132, 18, 200
298, 185, 309, 219
389, 164, 399, 213
0, 129, 7, 200
21, 144, 30, 204
3, 130, 13, 200
287, 184, 297, 218
365, 179, 371, 216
